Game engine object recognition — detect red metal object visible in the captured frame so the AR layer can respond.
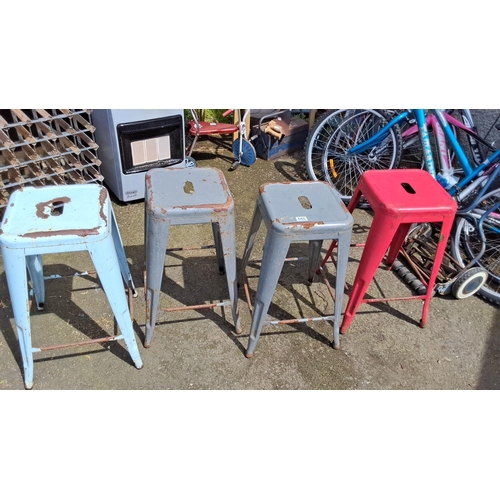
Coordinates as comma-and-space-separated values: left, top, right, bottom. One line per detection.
323, 169, 457, 333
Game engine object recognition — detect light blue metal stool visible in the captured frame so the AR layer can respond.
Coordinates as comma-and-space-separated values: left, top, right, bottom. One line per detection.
238, 181, 354, 357
144, 167, 242, 347
0, 184, 143, 389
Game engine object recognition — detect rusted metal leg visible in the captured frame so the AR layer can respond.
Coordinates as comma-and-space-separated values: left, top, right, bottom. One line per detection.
246, 232, 290, 358
332, 231, 352, 348
218, 213, 242, 334
212, 222, 225, 275
26, 254, 45, 310
2, 248, 34, 389
237, 203, 263, 286
88, 234, 143, 369
307, 239, 323, 284
110, 208, 137, 297
144, 214, 170, 348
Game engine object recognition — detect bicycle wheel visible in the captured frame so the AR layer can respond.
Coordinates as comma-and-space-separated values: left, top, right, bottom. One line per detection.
304, 109, 356, 181
305, 109, 402, 203
450, 187, 500, 304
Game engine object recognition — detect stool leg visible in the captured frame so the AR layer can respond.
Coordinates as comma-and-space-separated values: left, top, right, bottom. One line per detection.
420, 218, 453, 327
246, 233, 289, 358
110, 209, 137, 297
238, 203, 263, 286
144, 215, 170, 348
218, 215, 242, 334
2, 249, 34, 389
341, 213, 397, 334
386, 223, 412, 267
320, 187, 361, 269
88, 237, 143, 370
307, 240, 323, 284
212, 222, 225, 275
332, 232, 352, 348
26, 254, 45, 310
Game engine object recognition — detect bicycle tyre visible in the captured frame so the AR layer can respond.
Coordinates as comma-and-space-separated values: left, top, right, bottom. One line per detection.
304, 109, 402, 203
304, 109, 356, 182
450, 187, 500, 304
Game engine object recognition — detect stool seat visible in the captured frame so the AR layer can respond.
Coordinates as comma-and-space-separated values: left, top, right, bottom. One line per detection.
0, 184, 143, 389
356, 169, 457, 218
144, 166, 241, 348
324, 169, 457, 335
0, 185, 110, 249
258, 181, 353, 235
146, 167, 232, 221
239, 181, 353, 357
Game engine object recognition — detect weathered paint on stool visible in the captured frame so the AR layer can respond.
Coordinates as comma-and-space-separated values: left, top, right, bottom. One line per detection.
0, 184, 143, 389
238, 181, 354, 357
144, 167, 241, 347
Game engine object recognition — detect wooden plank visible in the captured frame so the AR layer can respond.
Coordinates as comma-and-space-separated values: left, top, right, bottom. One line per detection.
12, 123, 36, 143
11, 109, 31, 123
21, 144, 41, 162
44, 157, 66, 174
39, 140, 60, 158
0, 114, 10, 129
27, 162, 46, 178
56, 134, 81, 154
34, 109, 52, 120
53, 118, 77, 135
8, 167, 23, 184
1, 148, 20, 166
81, 149, 101, 167
61, 153, 82, 169
71, 112, 95, 132
81, 165, 103, 181
0, 128, 15, 148
75, 131, 97, 149
34, 120, 57, 139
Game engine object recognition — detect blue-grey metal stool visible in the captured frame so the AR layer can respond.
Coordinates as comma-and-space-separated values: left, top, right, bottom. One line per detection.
144, 167, 242, 347
238, 181, 354, 358
0, 184, 143, 389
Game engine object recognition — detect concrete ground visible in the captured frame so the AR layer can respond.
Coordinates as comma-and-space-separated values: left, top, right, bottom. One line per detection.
1, 136, 499, 390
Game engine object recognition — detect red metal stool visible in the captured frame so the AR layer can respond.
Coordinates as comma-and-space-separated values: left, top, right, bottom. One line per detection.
322, 169, 457, 333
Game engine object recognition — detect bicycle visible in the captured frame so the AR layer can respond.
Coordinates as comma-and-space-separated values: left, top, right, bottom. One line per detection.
315, 109, 500, 303
303, 109, 497, 203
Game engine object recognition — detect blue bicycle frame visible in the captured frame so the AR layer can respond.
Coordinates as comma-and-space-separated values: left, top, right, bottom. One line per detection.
348, 109, 500, 196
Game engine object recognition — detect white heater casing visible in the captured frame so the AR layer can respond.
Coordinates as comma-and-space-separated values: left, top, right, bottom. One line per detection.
92, 109, 185, 202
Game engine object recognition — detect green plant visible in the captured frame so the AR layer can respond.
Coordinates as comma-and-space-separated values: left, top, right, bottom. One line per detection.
184, 109, 234, 124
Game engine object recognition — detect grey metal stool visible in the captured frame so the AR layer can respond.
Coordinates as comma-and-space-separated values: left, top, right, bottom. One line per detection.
238, 181, 354, 357
144, 167, 242, 347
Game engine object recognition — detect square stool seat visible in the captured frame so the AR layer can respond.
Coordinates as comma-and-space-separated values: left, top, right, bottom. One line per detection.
1, 185, 114, 249
356, 168, 457, 218
146, 167, 232, 221
258, 181, 353, 236
0, 184, 143, 389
